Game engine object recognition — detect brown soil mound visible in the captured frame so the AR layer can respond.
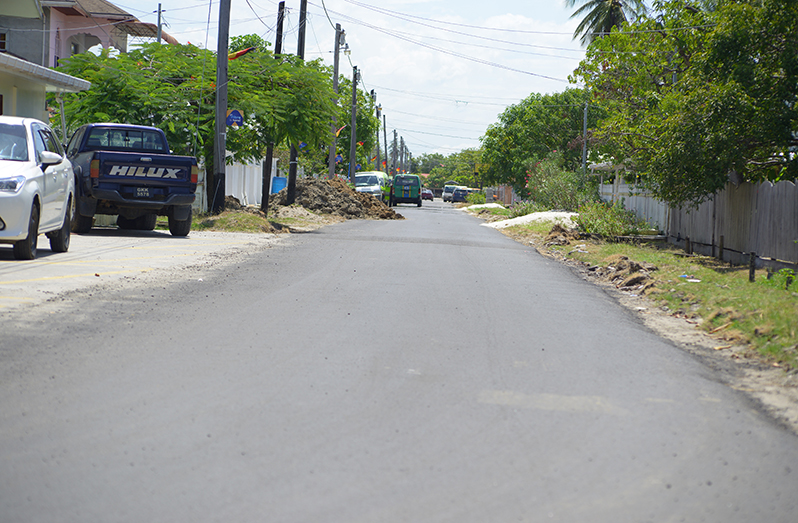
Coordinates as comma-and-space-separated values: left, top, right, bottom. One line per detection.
587, 255, 660, 294
544, 224, 580, 246
269, 177, 403, 220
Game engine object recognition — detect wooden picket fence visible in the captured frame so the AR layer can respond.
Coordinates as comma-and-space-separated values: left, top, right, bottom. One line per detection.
601, 180, 798, 268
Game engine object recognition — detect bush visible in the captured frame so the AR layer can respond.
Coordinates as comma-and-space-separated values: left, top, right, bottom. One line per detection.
509, 200, 546, 218
466, 192, 486, 205
525, 152, 597, 211
574, 201, 648, 237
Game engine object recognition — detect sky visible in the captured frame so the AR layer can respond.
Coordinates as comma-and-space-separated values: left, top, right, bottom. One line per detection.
114, 0, 588, 158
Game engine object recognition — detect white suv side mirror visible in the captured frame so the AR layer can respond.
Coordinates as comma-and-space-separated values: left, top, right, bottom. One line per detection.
40, 150, 63, 166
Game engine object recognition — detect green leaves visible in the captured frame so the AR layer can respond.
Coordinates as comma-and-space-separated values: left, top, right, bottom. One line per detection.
572, 0, 798, 207
52, 40, 337, 173
480, 88, 601, 194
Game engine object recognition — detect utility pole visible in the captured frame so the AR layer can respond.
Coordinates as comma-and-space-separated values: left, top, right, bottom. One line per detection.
261, 1, 285, 215
383, 114, 388, 176
327, 24, 344, 179
371, 90, 380, 172
211, 0, 231, 214
399, 136, 405, 173
156, 3, 162, 43
581, 101, 588, 177
391, 130, 398, 175
286, 0, 307, 205
348, 65, 358, 184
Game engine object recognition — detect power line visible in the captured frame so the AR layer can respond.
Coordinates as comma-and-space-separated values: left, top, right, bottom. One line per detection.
338, 0, 717, 38
306, 2, 568, 82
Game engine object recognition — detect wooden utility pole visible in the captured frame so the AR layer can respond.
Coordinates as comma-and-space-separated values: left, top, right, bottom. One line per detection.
348, 65, 358, 184
260, 1, 285, 215
581, 102, 588, 177
287, 0, 307, 205
383, 114, 388, 176
391, 130, 398, 175
327, 24, 344, 179
211, 0, 231, 214
371, 90, 380, 172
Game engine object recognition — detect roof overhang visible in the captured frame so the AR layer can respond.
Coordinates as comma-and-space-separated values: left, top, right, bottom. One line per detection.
0, 0, 43, 18
114, 21, 179, 45
0, 53, 91, 93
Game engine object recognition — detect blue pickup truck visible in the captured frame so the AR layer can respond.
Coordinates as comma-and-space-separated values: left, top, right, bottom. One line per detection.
65, 123, 198, 236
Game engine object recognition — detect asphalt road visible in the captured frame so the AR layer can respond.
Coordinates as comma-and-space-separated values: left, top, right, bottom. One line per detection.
1, 200, 797, 522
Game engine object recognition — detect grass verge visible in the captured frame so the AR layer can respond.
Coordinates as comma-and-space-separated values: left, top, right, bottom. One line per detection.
155, 208, 336, 234
502, 221, 798, 372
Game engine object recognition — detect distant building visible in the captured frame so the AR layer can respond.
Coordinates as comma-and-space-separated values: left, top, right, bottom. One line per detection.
0, 0, 177, 69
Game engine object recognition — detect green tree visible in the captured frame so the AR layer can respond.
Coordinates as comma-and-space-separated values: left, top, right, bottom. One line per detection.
572, 0, 798, 206
230, 34, 270, 53
565, 0, 647, 45
414, 152, 445, 174
480, 88, 603, 194
53, 41, 337, 200
426, 148, 483, 188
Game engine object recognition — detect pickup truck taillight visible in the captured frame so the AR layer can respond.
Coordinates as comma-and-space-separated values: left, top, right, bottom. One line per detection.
90, 159, 100, 178
190, 165, 198, 184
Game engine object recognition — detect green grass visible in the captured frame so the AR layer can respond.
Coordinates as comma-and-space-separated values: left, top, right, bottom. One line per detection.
505, 224, 798, 371
156, 210, 277, 233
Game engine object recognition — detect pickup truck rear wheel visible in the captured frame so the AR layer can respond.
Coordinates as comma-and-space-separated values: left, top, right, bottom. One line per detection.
72, 212, 92, 233
168, 207, 192, 237
137, 213, 157, 231
13, 203, 39, 260
48, 196, 72, 253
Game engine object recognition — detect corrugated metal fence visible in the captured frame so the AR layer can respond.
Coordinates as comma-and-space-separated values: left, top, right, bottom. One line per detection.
601, 180, 798, 267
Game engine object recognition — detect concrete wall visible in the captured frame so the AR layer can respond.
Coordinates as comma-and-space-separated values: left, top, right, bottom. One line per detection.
0, 74, 47, 120
0, 15, 48, 66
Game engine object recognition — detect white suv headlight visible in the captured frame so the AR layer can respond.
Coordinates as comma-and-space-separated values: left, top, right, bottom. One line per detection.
0, 176, 26, 193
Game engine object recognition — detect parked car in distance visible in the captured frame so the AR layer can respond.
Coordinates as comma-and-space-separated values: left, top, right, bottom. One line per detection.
442, 184, 457, 202
355, 171, 390, 204
0, 116, 74, 260
390, 174, 422, 207
451, 186, 470, 203
421, 188, 433, 201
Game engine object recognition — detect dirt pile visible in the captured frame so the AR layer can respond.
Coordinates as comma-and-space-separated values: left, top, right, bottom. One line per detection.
587, 254, 659, 294
544, 224, 580, 246
270, 177, 403, 220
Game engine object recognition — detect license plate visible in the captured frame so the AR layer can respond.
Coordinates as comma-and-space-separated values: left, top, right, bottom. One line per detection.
135, 187, 150, 198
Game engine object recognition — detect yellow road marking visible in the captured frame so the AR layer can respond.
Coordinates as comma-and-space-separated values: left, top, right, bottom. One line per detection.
0, 269, 153, 285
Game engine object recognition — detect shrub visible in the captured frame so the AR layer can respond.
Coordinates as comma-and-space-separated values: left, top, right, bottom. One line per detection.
525, 152, 598, 211
574, 201, 648, 237
509, 200, 546, 218
466, 192, 486, 205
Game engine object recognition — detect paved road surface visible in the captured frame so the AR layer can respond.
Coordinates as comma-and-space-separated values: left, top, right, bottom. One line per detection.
1, 201, 797, 522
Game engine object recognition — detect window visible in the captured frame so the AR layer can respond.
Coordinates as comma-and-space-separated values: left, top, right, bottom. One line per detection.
0, 33, 6, 52
39, 128, 63, 155
71, 42, 79, 56
85, 128, 166, 153
0, 123, 29, 161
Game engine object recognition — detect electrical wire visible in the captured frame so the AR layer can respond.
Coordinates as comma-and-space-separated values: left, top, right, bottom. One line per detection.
338, 0, 717, 38
305, 3, 567, 82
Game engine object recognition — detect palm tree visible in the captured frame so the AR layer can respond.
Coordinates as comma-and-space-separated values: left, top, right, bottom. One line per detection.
565, 0, 647, 46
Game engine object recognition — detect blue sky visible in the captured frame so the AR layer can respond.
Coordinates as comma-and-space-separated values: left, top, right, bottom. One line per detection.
115, 0, 587, 157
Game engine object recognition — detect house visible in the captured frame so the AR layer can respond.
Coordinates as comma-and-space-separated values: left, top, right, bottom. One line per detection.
0, 51, 89, 121
0, 0, 177, 69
